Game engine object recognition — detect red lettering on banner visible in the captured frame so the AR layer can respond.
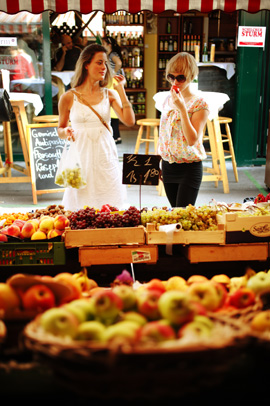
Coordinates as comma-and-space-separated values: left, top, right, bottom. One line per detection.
241, 27, 263, 38
153, 0, 165, 14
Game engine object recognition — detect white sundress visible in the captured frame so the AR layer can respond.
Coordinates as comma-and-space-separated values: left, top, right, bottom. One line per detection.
61, 89, 127, 211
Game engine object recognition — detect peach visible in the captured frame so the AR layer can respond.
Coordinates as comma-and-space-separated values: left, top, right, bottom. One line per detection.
39, 217, 54, 234
6, 224, 21, 237
54, 215, 70, 230
54, 272, 82, 303
47, 228, 63, 239
28, 219, 40, 231
21, 221, 36, 239
12, 219, 26, 230
0, 233, 8, 242
31, 230, 47, 240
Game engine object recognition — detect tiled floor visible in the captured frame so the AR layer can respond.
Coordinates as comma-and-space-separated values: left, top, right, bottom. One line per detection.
0, 129, 268, 211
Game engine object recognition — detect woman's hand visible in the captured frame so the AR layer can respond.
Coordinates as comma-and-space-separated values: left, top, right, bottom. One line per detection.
170, 88, 186, 111
64, 126, 75, 142
113, 74, 126, 89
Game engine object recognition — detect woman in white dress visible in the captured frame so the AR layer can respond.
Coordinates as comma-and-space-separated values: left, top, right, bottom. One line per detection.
57, 44, 135, 211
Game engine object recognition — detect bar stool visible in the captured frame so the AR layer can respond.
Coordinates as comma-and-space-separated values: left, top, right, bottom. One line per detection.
33, 115, 59, 124
134, 118, 160, 155
218, 116, 238, 182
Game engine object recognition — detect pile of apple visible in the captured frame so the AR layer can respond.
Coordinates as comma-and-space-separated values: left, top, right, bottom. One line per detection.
0, 270, 98, 318
31, 270, 270, 347
0, 214, 70, 241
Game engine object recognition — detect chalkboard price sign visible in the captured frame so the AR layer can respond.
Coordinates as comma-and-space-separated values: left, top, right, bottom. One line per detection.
27, 124, 66, 204
123, 154, 161, 186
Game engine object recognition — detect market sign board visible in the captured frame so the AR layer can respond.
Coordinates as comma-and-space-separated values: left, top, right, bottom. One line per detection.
237, 26, 266, 47
0, 37, 17, 46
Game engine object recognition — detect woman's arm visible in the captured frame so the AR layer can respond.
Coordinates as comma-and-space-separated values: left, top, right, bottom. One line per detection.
111, 53, 122, 74
57, 91, 75, 141
171, 89, 209, 146
109, 74, 135, 127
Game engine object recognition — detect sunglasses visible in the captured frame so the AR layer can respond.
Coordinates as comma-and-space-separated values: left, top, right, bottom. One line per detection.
167, 73, 186, 83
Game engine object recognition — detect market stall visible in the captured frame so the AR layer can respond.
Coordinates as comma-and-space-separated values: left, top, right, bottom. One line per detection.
0, 0, 270, 403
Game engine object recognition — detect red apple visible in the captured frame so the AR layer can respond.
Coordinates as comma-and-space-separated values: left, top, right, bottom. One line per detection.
228, 287, 256, 309
136, 289, 163, 320
90, 289, 123, 325
22, 284, 56, 312
145, 278, 166, 294
137, 320, 176, 344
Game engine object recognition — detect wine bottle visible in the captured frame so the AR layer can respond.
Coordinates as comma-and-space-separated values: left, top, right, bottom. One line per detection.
166, 19, 172, 34
202, 43, 208, 62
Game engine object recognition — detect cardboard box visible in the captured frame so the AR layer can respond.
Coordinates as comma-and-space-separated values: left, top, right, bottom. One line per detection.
64, 226, 145, 248
78, 245, 158, 266
217, 212, 270, 243
183, 243, 269, 263
145, 223, 225, 245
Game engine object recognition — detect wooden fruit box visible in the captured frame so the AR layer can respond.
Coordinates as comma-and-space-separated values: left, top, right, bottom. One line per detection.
78, 245, 158, 266
64, 226, 145, 248
145, 223, 225, 245
183, 243, 269, 263
217, 212, 270, 243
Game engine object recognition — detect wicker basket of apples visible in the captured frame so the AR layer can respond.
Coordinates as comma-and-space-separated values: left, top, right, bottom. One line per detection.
22, 270, 264, 398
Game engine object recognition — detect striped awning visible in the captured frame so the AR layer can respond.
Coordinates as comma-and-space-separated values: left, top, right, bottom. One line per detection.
0, 0, 268, 15
0, 11, 42, 34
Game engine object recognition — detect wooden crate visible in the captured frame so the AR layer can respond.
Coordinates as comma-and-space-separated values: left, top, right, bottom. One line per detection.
183, 243, 269, 263
64, 226, 145, 248
78, 245, 158, 266
217, 212, 270, 243
145, 223, 225, 245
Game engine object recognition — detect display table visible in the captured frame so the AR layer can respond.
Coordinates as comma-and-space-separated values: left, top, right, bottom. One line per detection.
10, 79, 59, 98
51, 70, 74, 86
9, 92, 43, 116
197, 62, 236, 80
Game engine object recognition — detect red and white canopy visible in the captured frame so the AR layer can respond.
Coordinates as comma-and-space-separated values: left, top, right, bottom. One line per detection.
0, 0, 268, 15
0, 11, 42, 33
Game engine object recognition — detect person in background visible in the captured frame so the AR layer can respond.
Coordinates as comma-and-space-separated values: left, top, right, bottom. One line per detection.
57, 43, 135, 211
54, 34, 81, 72
102, 35, 124, 144
157, 52, 209, 208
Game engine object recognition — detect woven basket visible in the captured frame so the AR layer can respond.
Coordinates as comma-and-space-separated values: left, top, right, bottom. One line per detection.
23, 314, 250, 400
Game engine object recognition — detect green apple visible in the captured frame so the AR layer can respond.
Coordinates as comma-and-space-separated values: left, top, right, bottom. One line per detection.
178, 315, 214, 338
246, 271, 270, 295
188, 281, 221, 311
137, 320, 176, 344
120, 311, 148, 326
250, 310, 270, 332
158, 290, 195, 326
90, 289, 123, 325
40, 307, 79, 338
112, 285, 137, 311
102, 320, 140, 343
64, 298, 95, 321
76, 320, 106, 341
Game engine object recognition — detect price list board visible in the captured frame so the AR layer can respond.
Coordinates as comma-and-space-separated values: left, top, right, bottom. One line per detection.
122, 154, 161, 186
27, 124, 66, 204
